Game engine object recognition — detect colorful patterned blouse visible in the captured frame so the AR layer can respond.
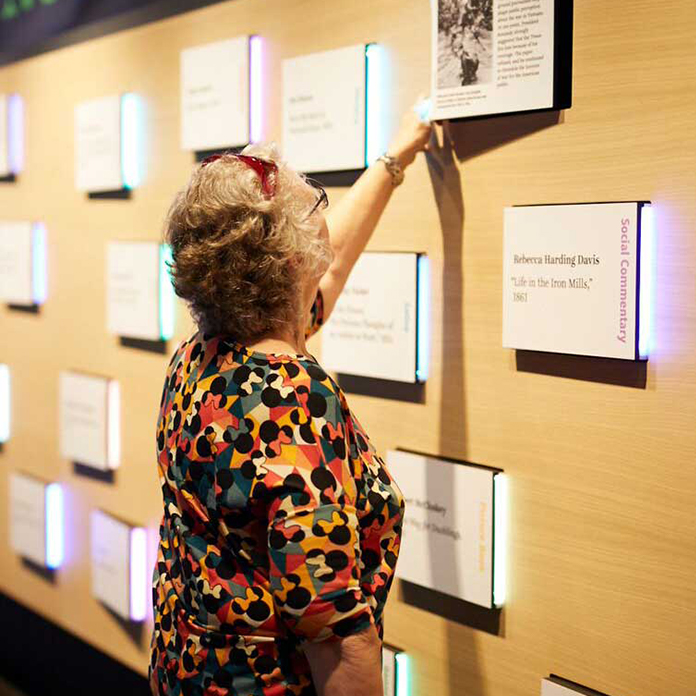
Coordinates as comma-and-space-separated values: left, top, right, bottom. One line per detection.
149, 291, 405, 696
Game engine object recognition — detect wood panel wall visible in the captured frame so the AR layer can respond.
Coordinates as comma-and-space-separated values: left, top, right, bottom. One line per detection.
1, 1, 695, 694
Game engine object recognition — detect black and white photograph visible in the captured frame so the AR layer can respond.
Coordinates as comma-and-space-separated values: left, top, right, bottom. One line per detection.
437, 0, 494, 88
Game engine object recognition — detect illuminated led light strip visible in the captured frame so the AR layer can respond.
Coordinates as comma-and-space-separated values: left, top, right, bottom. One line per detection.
129, 526, 148, 621
0, 364, 9, 443
107, 380, 121, 469
32, 223, 47, 305
638, 204, 655, 360
120, 93, 141, 190
249, 36, 263, 144
416, 254, 431, 382
493, 473, 508, 607
45, 483, 64, 569
395, 652, 411, 696
8, 93, 24, 175
159, 244, 175, 341
365, 43, 387, 167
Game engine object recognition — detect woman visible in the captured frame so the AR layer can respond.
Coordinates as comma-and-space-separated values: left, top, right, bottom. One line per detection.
150, 108, 431, 696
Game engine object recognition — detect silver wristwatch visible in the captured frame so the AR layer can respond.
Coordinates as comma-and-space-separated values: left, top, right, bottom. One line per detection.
377, 154, 405, 187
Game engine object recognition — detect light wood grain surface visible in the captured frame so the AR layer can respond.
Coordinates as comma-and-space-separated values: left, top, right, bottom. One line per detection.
1, 1, 695, 694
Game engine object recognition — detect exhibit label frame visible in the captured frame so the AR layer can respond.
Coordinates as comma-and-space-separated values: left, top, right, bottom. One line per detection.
0, 221, 47, 307
0, 364, 10, 443
0, 93, 23, 178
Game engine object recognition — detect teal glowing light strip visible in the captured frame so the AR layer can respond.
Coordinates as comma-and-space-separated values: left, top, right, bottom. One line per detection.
638, 204, 655, 360
416, 254, 430, 382
120, 93, 141, 190
159, 244, 175, 341
0, 364, 9, 443
32, 223, 47, 305
365, 43, 387, 167
395, 652, 411, 696
493, 474, 508, 607
45, 483, 64, 569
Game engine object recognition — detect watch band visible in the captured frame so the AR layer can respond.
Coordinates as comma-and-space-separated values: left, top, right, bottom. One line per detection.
377, 154, 405, 187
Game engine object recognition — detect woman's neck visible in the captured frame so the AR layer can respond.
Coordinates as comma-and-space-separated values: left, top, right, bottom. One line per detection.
246, 323, 307, 357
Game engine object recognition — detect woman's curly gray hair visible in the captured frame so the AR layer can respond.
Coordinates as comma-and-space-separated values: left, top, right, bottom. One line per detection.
165, 143, 333, 342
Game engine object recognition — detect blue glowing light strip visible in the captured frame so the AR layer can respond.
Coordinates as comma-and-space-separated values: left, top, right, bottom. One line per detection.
249, 36, 263, 144
120, 93, 141, 190
129, 527, 148, 621
45, 483, 64, 569
0, 364, 9, 443
8, 94, 24, 175
416, 254, 431, 382
159, 244, 175, 341
32, 223, 47, 305
395, 652, 411, 696
493, 474, 508, 607
107, 380, 121, 469
365, 43, 386, 167
638, 204, 655, 360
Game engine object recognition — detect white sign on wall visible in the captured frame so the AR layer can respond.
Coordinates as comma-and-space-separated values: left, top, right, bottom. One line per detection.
91, 509, 148, 621
59, 371, 120, 471
106, 242, 174, 341
321, 252, 428, 383
0, 222, 47, 306
9, 472, 63, 569
503, 202, 654, 360
541, 677, 608, 696
181, 36, 253, 151
0, 93, 23, 177
0, 94, 8, 176
0, 364, 9, 443
387, 450, 507, 609
282, 44, 368, 173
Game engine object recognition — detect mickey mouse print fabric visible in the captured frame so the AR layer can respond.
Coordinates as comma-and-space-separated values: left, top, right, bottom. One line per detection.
149, 290, 405, 696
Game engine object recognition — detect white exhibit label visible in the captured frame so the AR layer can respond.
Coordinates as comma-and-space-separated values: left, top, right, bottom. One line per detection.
282, 44, 366, 173
382, 646, 397, 696
75, 95, 123, 192
541, 678, 608, 696
0, 221, 45, 306
91, 510, 132, 619
181, 36, 250, 151
503, 202, 652, 360
387, 450, 501, 609
431, 0, 556, 120
10, 473, 47, 566
0, 94, 8, 176
59, 371, 119, 471
321, 252, 420, 383
0, 364, 9, 443
107, 241, 161, 340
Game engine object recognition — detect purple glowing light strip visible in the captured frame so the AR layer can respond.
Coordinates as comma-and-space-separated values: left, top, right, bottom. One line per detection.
8, 94, 24, 175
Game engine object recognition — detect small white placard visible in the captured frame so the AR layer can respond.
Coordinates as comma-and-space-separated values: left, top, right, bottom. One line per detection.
321, 253, 420, 383
59, 371, 119, 471
75, 95, 123, 192
0, 94, 9, 176
9, 473, 47, 566
107, 241, 161, 340
382, 646, 398, 696
503, 202, 650, 360
387, 450, 499, 608
431, 0, 559, 120
0, 222, 34, 305
91, 509, 132, 619
541, 678, 605, 696
282, 44, 366, 173
181, 36, 251, 151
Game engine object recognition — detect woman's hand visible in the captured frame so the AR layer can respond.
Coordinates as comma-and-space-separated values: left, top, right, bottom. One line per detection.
389, 100, 434, 169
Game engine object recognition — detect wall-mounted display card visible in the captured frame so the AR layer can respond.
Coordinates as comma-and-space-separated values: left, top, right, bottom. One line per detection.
0, 364, 10, 443
430, 0, 573, 121
91, 509, 148, 621
75, 94, 141, 193
106, 242, 175, 341
9, 472, 64, 569
321, 252, 430, 383
181, 36, 262, 151
0, 94, 23, 177
382, 646, 409, 696
541, 676, 611, 696
59, 371, 120, 471
387, 450, 507, 608
282, 44, 386, 174
0, 221, 47, 306
503, 202, 655, 360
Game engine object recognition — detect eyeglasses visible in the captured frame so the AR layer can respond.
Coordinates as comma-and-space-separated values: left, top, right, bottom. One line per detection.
201, 153, 278, 197
307, 180, 329, 218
